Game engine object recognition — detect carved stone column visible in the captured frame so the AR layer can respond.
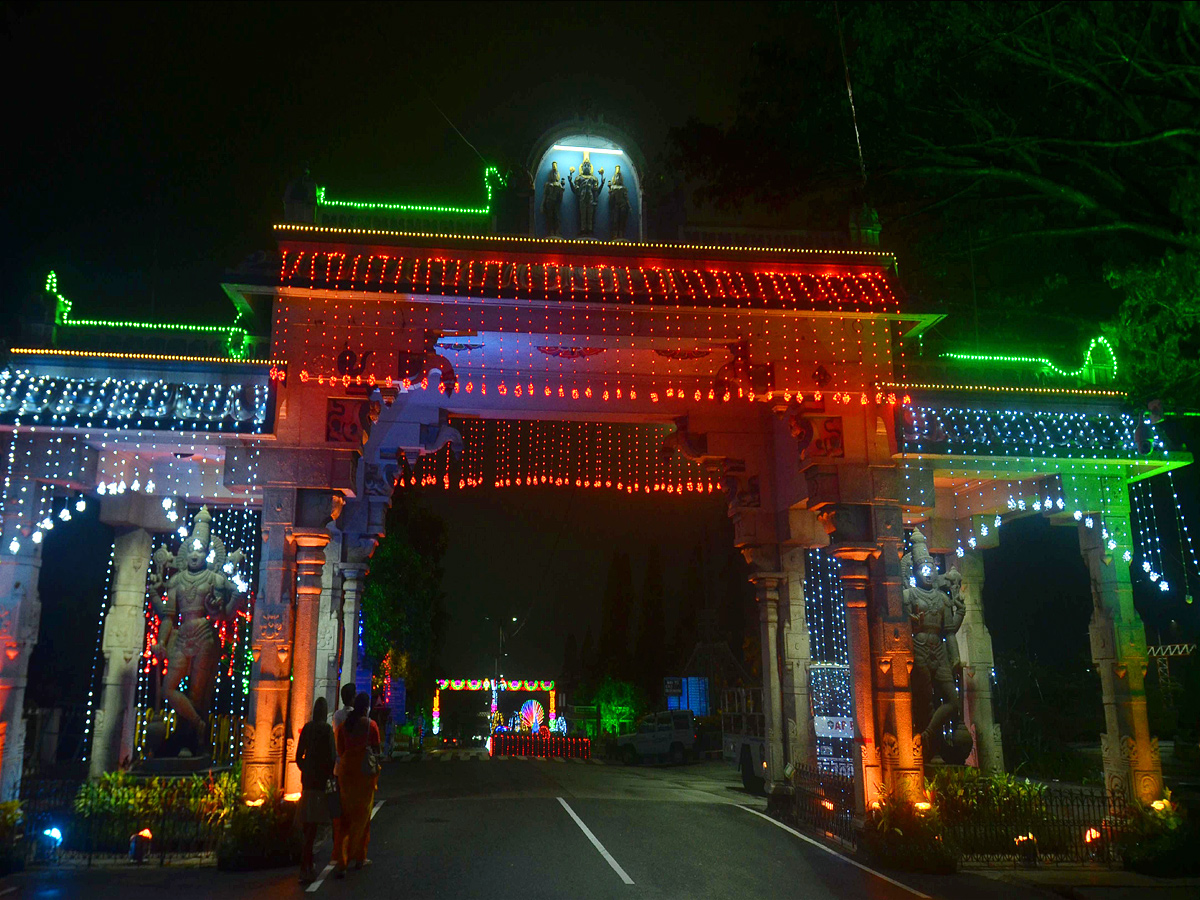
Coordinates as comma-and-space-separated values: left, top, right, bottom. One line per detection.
90, 526, 152, 776
751, 573, 786, 791
287, 529, 331, 794
779, 546, 816, 769
833, 551, 879, 812
826, 473, 920, 808
1080, 517, 1162, 803
0, 542, 42, 799
956, 550, 1003, 773
338, 562, 369, 694
313, 536, 340, 713
242, 487, 296, 801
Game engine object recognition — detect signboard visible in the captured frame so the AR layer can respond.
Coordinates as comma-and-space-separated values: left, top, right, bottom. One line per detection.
663, 677, 683, 697
813, 715, 855, 738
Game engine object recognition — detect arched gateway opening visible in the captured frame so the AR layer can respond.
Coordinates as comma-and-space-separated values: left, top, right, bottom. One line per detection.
0, 127, 1183, 825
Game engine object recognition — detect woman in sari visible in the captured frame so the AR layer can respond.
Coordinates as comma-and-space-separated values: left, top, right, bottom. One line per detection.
295, 696, 336, 883
332, 691, 380, 875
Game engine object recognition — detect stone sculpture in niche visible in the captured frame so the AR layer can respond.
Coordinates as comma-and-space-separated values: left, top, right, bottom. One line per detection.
568, 152, 605, 235
901, 530, 973, 764
147, 506, 245, 756
607, 164, 630, 239
542, 162, 566, 236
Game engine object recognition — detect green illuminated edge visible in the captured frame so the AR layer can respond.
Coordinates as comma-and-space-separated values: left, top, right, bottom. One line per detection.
315, 166, 506, 215
896, 451, 1190, 483
940, 336, 1117, 379
46, 271, 252, 360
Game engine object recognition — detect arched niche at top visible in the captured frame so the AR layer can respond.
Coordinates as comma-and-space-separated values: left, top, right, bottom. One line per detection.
527, 123, 645, 242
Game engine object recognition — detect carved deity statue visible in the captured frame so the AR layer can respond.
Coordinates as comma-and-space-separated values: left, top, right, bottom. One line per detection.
568, 152, 605, 236
149, 506, 245, 755
541, 162, 566, 236
607, 164, 630, 239
901, 530, 972, 764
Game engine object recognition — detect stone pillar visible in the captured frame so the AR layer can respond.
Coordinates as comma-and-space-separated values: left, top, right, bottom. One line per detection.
1080, 518, 1163, 802
835, 552, 880, 812
313, 538, 340, 714
956, 550, 1003, 773
286, 529, 330, 795
752, 573, 786, 791
0, 543, 42, 799
829, 489, 920, 807
338, 562, 369, 695
779, 547, 816, 769
90, 526, 152, 776
242, 487, 296, 801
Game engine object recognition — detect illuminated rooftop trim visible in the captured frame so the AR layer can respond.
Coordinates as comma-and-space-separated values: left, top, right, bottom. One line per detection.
45, 270, 254, 360
273, 223, 898, 261
10, 348, 284, 366
878, 381, 1126, 398
940, 336, 1118, 379
314, 166, 505, 215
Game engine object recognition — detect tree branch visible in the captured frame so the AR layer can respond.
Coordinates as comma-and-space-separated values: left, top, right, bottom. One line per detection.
973, 222, 1199, 253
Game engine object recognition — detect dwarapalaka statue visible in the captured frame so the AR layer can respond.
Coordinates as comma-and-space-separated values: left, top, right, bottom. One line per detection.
568, 152, 605, 236
901, 530, 972, 764
148, 506, 245, 756
608, 164, 630, 239
542, 161, 565, 236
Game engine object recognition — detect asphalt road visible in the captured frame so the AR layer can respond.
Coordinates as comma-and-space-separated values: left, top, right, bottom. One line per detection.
3, 753, 1060, 899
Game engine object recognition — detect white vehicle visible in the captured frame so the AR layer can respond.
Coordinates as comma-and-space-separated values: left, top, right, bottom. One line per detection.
617, 710, 695, 765
721, 687, 766, 793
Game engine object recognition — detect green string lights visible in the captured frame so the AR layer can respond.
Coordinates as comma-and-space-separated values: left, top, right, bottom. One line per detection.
314, 166, 506, 216
941, 336, 1118, 379
46, 271, 253, 359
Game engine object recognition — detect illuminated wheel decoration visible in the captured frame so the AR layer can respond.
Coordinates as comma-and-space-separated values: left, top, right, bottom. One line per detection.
520, 700, 545, 732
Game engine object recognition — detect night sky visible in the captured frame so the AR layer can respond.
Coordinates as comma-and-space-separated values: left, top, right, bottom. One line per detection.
7, 3, 1197, 710
5, 1, 772, 697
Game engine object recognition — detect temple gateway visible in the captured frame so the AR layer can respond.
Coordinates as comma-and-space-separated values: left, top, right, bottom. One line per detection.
0, 123, 1180, 811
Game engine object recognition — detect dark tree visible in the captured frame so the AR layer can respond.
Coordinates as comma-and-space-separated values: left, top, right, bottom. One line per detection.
671, 1, 1200, 408
361, 491, 449, 712
634, 544, 667, 696
598, 550, 634, 676
581, 625, 596, 681
561, 631, 580, 687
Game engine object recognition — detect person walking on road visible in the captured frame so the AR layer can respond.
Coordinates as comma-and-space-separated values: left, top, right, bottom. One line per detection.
295, 696, 336, 884
332, 691, 381, 875
332, 682, 356, 735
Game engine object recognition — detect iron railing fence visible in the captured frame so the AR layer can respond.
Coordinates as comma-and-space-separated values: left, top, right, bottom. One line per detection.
490, 734, 591, 760
791, 763, 857, 847
18, 775, 224, 864
941, 783, 1127, 866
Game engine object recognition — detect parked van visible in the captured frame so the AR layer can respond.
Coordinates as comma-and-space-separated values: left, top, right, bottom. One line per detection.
617, 710, 695, 765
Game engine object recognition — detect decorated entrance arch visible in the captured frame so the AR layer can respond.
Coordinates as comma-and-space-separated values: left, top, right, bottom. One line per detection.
0, 126, 1188, 813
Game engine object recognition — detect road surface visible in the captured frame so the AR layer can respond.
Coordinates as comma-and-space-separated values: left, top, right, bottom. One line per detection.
4, 752, 1059, 899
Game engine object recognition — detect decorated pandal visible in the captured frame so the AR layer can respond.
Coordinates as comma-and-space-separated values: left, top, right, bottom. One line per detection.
432, 677, 580, 758
0, 120, 1192, 815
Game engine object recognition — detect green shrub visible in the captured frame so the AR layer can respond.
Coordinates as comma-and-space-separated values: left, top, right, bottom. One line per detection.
1121, 792, 1200, 876
74, 767, 240, 825
926, 768, 1046, 822
0, 801, 24, 875
216, 788, 301, 871
858, 795, 958, 874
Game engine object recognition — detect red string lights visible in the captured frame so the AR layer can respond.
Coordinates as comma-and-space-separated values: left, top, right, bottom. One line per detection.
397, 417, 724, 496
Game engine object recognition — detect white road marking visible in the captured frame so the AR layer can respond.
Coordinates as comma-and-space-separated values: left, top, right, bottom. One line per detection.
306, 801, 386, 892
557, 796, 635, 885
736, 806, 930, 899
306, 863, 335, 893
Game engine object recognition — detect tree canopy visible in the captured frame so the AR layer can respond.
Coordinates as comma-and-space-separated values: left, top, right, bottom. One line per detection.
360, 491, 448, 702
671, 1, 1200, 406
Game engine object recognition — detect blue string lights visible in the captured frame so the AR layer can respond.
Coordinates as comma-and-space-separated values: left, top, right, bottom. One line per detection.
804, 549, 853, 775
0, 369, 271, 433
